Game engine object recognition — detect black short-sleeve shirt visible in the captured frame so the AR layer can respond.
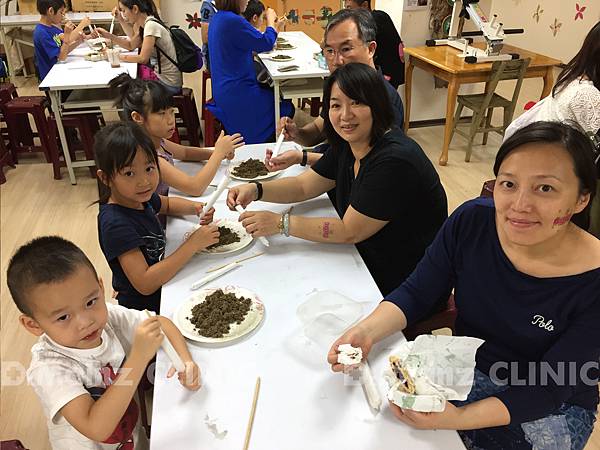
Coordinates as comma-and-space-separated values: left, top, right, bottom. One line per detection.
311, 128, 448, 295
98, 193, 165, 312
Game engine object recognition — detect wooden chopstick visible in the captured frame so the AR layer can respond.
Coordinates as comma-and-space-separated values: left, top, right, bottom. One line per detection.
243, 377, 261, 450
205, 252, 265, 273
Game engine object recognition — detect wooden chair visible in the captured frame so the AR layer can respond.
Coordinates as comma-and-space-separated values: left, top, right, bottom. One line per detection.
450, 58, 530, 162
173, 87, 202, 147
403, 294, 457, 341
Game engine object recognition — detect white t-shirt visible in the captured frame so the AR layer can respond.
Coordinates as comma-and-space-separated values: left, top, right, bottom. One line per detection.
27, 303, 149, 450
505, 78, 600, 140
144, 16, 183, 88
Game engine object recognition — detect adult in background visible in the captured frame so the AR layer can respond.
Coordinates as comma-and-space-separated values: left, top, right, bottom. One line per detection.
328, 122, 600, 450
345, 0, 405, 88
228, 63, 448, 298
207, 0, 292, 144
266, 8, 404, 172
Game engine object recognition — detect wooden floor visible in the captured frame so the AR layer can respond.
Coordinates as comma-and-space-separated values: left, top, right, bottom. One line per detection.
1, 74, 598, 449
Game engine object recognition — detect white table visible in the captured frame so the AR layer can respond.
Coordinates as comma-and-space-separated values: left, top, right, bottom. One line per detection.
258, 32, 329, 130
0, 12, 113, 80
38, 43, 136, 184
150, 143, 465, 450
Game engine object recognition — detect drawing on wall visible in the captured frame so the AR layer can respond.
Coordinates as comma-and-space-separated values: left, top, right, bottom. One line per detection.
532, 4, 544, 23
185, 12, 201, 29
302, 9, 316, 25
318, 6, 333, 28
550, 18, 563, 37
286, 9, 299, 24
574, 3, 586, 21
404, 0, 430, 11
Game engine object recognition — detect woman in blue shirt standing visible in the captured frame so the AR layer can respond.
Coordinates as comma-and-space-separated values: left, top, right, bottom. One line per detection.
208, 0, 293, 144
327, 122, 600, 450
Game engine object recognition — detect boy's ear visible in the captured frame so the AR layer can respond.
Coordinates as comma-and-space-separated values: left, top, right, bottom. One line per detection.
19, 314, 44, 337
47, 6, 55, 15
131, 111, 144, 124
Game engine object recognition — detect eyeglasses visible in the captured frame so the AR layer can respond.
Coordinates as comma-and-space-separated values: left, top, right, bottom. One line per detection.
322, 42, 363, 60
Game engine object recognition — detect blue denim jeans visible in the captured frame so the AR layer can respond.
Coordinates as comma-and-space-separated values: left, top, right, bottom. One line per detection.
452, 369, 597, 450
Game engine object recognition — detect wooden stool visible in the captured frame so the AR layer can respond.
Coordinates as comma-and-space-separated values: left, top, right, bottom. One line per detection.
0, 83, 35, 149
0, 132, 16, 184
3, 96, 52, 163
200, 70, 211, 120
0, 440, 29, 450
173, 87, 201, 147
403, 295, 457, 340
47, 114, 100, 180
301, 97, 322, 117
203, 100, 223, 147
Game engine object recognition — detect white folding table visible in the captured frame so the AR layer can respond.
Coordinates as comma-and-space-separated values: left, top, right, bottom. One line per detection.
0, 12, 112, 80
150, 143, 465, 450
257, 32, 329, 130
38, 44, 136, 184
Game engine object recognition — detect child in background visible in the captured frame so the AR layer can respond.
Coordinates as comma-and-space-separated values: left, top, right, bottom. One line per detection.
7, 236, 202, 449
200, 0, 217, 70
242, 0, 266, 29
95, 0, 182, 94
95, 122, 220, 313
109, 73, 244, 197
33, 0, 90, 82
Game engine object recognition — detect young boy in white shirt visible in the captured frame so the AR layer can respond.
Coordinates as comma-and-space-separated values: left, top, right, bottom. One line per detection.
7, 236, 201, 449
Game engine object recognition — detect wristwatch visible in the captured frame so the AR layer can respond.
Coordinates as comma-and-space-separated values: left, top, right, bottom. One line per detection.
250, 181, 263, 200
300, 150, 308, 167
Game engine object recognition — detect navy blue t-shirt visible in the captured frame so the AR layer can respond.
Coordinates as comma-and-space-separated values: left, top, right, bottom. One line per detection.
33, 23, 63, 81
386, 197, 600, 424
98, 194, 165, 312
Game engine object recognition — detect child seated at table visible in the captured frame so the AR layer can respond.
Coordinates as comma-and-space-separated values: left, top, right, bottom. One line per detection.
109, 73, 245, 197
7, 236, 202, 450
33, 0, 90, 82
95, 121, 220, 312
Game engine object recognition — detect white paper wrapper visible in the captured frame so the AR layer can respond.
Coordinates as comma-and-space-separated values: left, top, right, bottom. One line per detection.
386, 335, 484, 412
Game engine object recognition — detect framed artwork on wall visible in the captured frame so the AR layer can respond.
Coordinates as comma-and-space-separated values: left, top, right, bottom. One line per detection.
404, 0, 431, 10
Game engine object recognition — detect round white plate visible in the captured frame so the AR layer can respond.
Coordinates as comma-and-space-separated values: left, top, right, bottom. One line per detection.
229, 159, 282, 181
275, 43, 297, 50
202, 219, 253, 254
174, 286, 265, 344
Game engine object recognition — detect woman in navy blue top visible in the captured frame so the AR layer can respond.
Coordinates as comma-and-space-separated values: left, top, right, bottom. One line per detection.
207, 0, 294, 144
328, 122, 600, 450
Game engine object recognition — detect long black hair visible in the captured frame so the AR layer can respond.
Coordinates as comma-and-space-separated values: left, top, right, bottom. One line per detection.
94, 122, 159, 204
494, 121, 597, 229
119, 0, 161, 20
321, 62, 394, 149
109, 72, 174, 121
553, 21, 600, 96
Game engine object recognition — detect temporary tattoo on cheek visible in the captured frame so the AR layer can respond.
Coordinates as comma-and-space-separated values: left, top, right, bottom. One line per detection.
552, 210, 572, 227
322, 221, 331, 239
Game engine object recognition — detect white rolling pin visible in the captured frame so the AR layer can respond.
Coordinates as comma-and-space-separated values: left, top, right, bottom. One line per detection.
144, 310, 186, 373
199, 175, 230, 221
271, 131, 285, 158
190, 261, 239, 290
359, 361, 382, 413
235, 205, 270, 247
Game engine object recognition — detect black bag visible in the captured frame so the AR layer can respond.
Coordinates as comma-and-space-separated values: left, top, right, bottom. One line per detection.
148, 18, 203, 73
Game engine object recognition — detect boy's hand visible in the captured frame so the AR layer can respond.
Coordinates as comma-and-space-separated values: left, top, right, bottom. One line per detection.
167, 361, 202, 391
132, 317, 164, 363
214, 131, 245, 160
189, 224, 220, 251
64, 21, 76, 35
78, 16, 91, 29
68, 31, 85, 46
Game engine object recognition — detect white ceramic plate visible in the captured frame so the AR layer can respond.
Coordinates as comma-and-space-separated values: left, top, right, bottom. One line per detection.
174, 286, 265, 344
269, 54, 295, 62
203, 219, 254, 254
275, 43, 297, 50
229, 159, 282, 181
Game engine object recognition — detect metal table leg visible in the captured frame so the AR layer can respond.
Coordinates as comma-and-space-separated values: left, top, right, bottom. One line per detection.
49, 90, 77, 184
274, 79, 281, 136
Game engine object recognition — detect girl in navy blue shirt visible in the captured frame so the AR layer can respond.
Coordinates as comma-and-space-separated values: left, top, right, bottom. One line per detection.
328, 122, 600, 450
95, 122, 220, 312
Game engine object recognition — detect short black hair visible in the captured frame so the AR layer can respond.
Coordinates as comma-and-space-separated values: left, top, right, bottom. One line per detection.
242, 0, 265, 22
322, 62, 394, 148
36, 0, 65, 15
216, 0, 242, 14
7, 236, 98, 317
494, 121, 598, 229
94, 121, 159, 204
324, 8, 377, 46
109, 72, 175, 120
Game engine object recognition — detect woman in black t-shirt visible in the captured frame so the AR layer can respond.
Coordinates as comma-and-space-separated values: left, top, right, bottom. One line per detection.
227, 63, 448, 296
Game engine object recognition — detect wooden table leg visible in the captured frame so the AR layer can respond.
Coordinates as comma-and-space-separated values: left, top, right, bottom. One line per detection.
440, 77, 459, 166
403, 59, 414, 132
541, 67, 554, 99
